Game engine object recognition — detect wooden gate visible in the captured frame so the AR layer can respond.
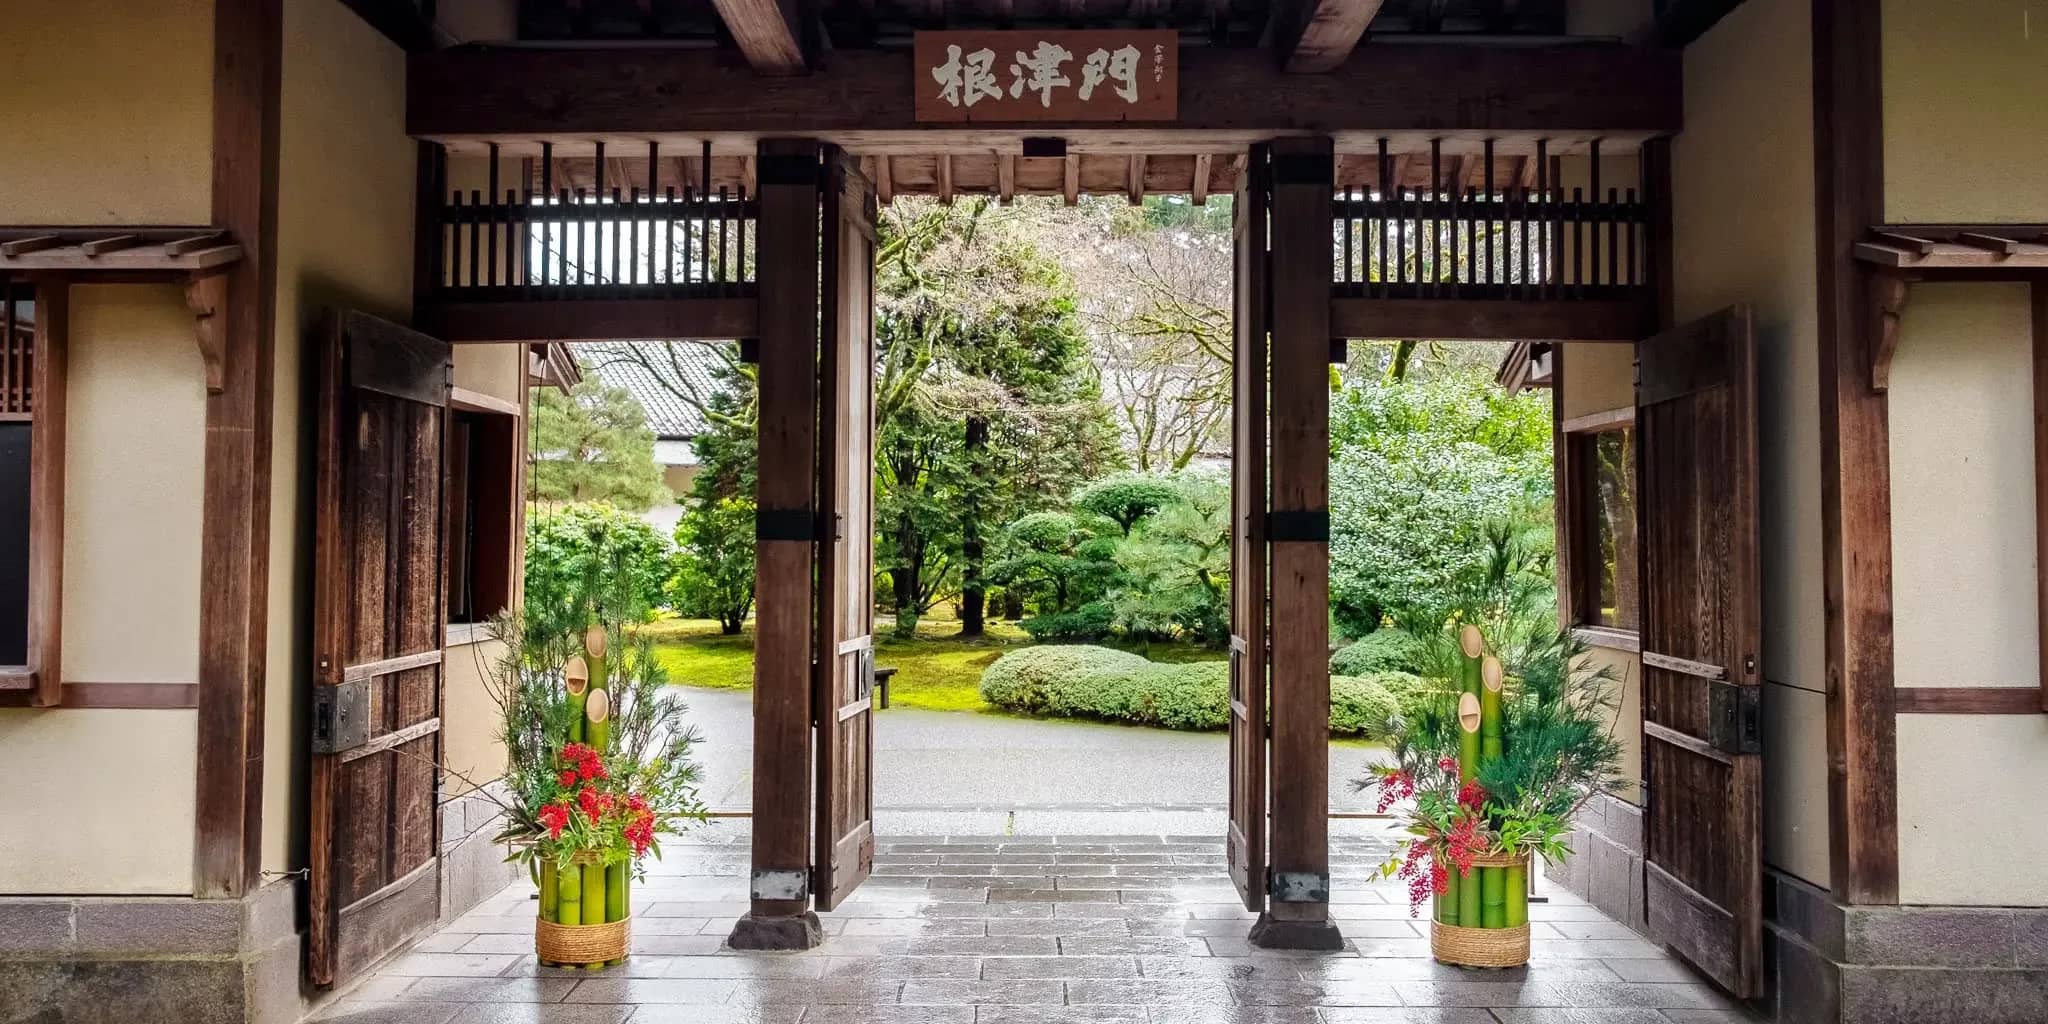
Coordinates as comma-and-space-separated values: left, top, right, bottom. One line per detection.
307, 310, 451, 987
1636, 305, 1764, 998
813, 148, 878, 911
1227, 145, 1271, 912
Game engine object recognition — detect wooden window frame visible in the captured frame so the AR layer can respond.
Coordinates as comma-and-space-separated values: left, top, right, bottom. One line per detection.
447, 387, 523, 630
1561, 405, 1638, 642
0, 280, 66, 707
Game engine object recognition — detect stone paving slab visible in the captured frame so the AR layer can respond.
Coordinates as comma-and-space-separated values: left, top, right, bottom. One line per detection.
315, 826, 1761, 1024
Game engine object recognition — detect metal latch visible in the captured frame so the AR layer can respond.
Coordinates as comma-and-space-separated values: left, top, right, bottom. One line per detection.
752, 868, 810, 902
311, 678, 371, 755
1708, 680, 1763, 755
1267, 870, 1330, 903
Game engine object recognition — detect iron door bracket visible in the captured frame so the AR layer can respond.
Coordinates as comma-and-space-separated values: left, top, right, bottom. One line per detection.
1708, 679, 1763, 755
311, 678, 371, 755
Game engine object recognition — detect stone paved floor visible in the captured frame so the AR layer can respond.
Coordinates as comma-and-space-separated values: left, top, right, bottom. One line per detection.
315, 822, 1758, 1024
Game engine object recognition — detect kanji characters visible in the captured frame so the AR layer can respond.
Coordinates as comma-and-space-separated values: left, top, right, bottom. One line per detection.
1007, 41, 1074, 108
1078, 44, 1142, 104
931, 44, 1004, 109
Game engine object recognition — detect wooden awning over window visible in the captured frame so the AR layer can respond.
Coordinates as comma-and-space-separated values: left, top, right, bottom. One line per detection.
0, 227, 243, 276
1855, 226, 2048, 271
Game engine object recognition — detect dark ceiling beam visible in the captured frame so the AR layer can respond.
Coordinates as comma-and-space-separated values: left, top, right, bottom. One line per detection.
1267, 0, 1388, 74
707, 0, 813, 74
409, 42, 1680, 138
1652, 0, 1748, 47
338, 0, 438, 53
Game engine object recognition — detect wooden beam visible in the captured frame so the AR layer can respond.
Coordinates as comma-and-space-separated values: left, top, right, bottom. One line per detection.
26, 284, 66, 709
1192, 154, 1212, 205
1868, 271, 1909, 392
427, 297, 759, 343
1, 236, 62, 258
1256, 136, 1336, 947
1063, 154, 1080, 207
409, 44, 1682, 140
1894, 687, 2043, 715
1813, 0, 1898, 906
739, 138, 822, 936
2035, 280, 2048, 714
195, 0, 280, 901
1127, 155, 1145, 206
1270, 0, 1387, 75
1330, 297, 1654, 342
998, 154, 1016, 205
937, 154, 955, 205
706, 0, 810, 75
875, 155, 894, 204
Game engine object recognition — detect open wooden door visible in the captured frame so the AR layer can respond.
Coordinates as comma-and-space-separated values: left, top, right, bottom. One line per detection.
1227, 145, 1271, 912
1636, 305, 1764, 998
307, 310, 452, 987
813, 148, 878, 912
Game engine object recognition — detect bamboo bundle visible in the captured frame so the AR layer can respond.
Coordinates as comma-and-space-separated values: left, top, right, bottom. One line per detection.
565, 657, 590, 744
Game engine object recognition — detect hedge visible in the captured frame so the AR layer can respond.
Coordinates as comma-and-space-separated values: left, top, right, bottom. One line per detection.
979, 646, 1418, 738
1329, 628, 1426, 676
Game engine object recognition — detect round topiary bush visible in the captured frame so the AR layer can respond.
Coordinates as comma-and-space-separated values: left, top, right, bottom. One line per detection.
1329, 674, 1401, 738
1330, 628, 1426, 676
978, 645, 1151, 716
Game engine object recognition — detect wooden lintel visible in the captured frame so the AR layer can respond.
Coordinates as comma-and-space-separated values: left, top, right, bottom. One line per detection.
428, 296, 759, 343
706, 0, 810, 75
1894, 687, 2043, 715
408, 44, 1682, 140
1868, 271, 1910, 393
185, 273, 230, 394
1192, 154, 1212, 205
1330, 296, 1654, 343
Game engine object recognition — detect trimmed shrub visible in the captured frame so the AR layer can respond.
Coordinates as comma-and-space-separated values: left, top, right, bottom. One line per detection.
1330, 628, 1426, 676
980, 647, 1415, 738
1020, 601, 1114, 642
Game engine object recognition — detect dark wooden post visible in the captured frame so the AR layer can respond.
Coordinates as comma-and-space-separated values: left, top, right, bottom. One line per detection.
729, 139, 827, 950
1250, 136, 1341, 950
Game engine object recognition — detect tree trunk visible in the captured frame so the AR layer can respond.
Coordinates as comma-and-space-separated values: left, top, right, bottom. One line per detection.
958, 415, 989, 637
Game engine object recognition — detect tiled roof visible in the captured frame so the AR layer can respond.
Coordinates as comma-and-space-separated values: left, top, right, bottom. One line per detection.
578, 341, 738, 439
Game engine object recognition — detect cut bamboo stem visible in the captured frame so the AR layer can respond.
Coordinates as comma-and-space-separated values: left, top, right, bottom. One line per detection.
1480, 864, 1507, 928
585, 687, 612, 756
1457, 863, 1482, 928
1504, 861, 1528, 928
1457, 691, 1482, 784
1437, 877, 1459, 924
585, 624, 609, 752
565, 657, 590, 744
581, 862, 607, 927
557, 857, 582, 925
1479, 655, 1504, 762
606, 864, 630, 966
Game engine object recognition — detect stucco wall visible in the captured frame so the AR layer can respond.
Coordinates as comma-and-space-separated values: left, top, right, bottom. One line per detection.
1670, 0, 1830, 891
1881, 0, 2048, 224
1887, 284, 2048, 905
0, 3, 216, 897
442, 637, 510, 797
1559, 341, 1643, 806
261, 0, 419, 878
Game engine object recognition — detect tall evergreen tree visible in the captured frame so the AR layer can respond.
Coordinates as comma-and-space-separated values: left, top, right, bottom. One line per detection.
528, 375, 670, 512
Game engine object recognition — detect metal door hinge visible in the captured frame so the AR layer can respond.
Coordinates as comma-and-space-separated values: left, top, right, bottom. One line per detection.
1267, 869, 1330, 903
312, 679, 371, 755
1708, 680, 1763, 755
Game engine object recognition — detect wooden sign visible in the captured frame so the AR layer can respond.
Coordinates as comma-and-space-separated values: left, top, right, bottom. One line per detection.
913, 30, 1177, 124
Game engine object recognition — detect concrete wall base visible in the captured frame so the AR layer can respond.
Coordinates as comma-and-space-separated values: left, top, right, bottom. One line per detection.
439, 779, 524, 924
1543, 791, 1647, 933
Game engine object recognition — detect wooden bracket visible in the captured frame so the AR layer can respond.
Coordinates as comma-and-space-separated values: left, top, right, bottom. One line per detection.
1869, 270, 1911, 393
185, 272, 229, 393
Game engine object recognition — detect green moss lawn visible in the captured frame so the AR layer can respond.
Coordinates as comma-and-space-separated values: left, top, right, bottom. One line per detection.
639, 616, 1225, 714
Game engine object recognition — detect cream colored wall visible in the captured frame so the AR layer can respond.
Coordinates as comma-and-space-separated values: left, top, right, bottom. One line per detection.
0, 0, 213, 224
1670, 0, 1830, 890
443, 638, 510, 796
0, 2, 216, 897
261, 0, 418, 878
1887, 284, 2048, 905
454, 344, 528, 407
1881, 0, 2048, 224
1559, 342, 1643, 805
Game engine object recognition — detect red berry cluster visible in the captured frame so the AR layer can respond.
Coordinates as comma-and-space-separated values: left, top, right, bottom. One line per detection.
1373, 769, 1416, 813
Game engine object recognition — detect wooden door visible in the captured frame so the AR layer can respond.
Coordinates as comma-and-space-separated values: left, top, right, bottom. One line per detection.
813, 148, 878, 911
1227, 145, 1271, 913
1636, 305, 1764, 998
308, 311, 452, 987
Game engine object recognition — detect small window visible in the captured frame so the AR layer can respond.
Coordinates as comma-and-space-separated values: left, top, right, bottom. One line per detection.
1570, 423, 1638, 633
1, 285, 38, 666
448, 408, 519, 625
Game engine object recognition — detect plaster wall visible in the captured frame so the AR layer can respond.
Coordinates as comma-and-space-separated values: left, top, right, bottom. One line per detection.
1881, 0, 2048, 224
1669, 0, 1830, 891
262, 0, 419, 877
1886, 283, 2048, 905
0, 1, 216, 896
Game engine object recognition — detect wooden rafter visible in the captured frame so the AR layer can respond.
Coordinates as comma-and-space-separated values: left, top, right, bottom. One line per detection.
0, 227, 244, 274
1270, 0, 1387, 74
706, 0, 810, 75
998, 154, 1016, 204
1127, 155, 1145, 206
1192, 154, 1212, 205
1063, 154, 1079, 206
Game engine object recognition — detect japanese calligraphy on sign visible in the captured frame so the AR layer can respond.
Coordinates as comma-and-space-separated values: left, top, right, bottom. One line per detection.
913, 30, 1177, 123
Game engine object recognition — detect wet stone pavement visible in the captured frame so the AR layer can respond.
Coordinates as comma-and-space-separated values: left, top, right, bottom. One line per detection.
317, 822, 1757, 1024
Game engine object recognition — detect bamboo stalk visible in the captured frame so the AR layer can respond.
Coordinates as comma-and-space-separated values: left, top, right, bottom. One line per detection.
565, 657, 589, 744
1481, 863, 1507, 928
1457, 862, 1482, 928
1480, 655, 1504, 763
606, 864, 630, 966
585, 623, 610, 754
537, 859, 560, 965
1437, 874, 1459, 924
1504, 860, 1528, 928
585, 687, 612, 755
1457, 691, 1482, 784
581, 862, 607, 927
557, 857, 582, 925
